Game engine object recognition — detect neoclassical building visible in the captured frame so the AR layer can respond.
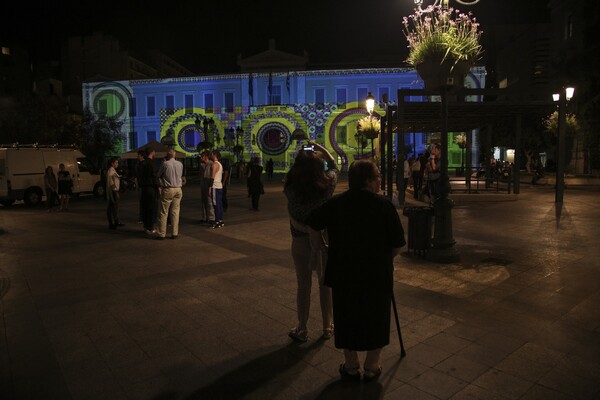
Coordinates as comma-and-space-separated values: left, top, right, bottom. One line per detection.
83, 66, 486, 172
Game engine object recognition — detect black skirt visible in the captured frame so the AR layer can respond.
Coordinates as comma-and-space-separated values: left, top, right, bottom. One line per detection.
332, 287, 391, 351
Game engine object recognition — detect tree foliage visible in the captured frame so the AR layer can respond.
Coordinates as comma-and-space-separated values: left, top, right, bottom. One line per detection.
77, 109, 125, 166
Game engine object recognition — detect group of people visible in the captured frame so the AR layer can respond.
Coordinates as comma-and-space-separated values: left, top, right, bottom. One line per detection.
284, 141, 405, 382
46, 143, 407, 382
43, 163, 73, 212
109, 147, 185, 239
406, 144, 441, 203
106, 147, 265, 235
198, 150, 231, 228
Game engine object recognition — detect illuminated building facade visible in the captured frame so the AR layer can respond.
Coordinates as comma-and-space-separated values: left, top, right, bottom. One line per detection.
83, 67, 485, 171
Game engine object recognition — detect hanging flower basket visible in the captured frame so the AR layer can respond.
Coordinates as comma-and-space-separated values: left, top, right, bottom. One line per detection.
416, 58, 471, 90
403, 5, 483, 90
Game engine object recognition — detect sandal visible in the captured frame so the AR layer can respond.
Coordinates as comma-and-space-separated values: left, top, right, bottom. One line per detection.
363, 366, 382, 383
321, 325, 334, 340
339, 363, 361, 381
288, 327, 308, 342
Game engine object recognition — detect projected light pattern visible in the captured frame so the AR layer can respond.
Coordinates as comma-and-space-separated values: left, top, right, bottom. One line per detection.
256, 122, 291, 156
83, 67, 485, 172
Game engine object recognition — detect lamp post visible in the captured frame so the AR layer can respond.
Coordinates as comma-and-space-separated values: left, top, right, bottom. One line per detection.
365, 92, 377, 159
554, 86, 574, 204
366, 93, 395, 200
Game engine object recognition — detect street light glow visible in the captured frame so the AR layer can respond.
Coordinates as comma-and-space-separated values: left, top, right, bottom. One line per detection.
365, 92, 375, 115
566, 87, 575, 101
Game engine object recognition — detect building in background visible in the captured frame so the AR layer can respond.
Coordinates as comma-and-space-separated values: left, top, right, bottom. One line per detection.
83, 66, 486, 172
61, 31, 193, 114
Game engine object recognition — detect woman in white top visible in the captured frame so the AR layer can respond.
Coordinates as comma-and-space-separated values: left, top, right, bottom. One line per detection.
210, 150, 224, 228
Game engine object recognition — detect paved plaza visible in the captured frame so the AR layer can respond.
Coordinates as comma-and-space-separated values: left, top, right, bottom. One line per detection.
1, 176, 599, 400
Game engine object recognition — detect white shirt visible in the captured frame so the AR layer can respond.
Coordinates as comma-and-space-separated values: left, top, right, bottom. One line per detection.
212, 161, 223, 189
107, 166, 120, 192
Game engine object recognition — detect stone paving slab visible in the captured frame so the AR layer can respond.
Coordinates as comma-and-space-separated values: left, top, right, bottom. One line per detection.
1, 179, 599, 399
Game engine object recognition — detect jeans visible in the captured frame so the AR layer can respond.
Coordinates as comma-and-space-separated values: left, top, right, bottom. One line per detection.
213, 188, 223, 222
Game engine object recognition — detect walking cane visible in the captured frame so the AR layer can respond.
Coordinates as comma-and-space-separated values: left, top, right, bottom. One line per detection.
391, 292, 406, 357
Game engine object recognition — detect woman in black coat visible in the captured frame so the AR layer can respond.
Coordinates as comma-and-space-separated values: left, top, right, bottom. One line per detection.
307, 159, 405, 382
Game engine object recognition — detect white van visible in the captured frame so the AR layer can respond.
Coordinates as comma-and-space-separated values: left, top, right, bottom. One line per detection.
0, 145, 104, 206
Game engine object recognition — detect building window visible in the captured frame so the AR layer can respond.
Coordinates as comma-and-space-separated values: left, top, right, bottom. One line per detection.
224, 92, 234, 112
184, 94, 193, 113
146, 96, 155, 117
204, 93, 214, 112
336, 125, 347, 145
566, 14, 573, 40
129, 132, 138, 149
336, 88, 347, 104
269, 85, 282, 105
166, 95, 174, 109
315, 88, 325, 104
130, 98, 136, 117
357, 88, 368, 104
378, 87, 390, 103
147, 131, 157, 143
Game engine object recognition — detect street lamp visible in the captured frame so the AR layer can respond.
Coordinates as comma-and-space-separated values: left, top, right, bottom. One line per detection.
365, 92, 375, 115
365, 93, 395, 199
553, 86, 575, 204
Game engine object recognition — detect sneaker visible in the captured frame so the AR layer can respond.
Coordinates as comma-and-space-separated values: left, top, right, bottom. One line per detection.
144, 229, 156, 235
288, 327, 308, 342
216, 221, 224, 228
321, 325, 334, 340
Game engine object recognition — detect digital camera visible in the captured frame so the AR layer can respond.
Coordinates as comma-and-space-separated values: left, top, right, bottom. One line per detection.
303, 145, 315, 152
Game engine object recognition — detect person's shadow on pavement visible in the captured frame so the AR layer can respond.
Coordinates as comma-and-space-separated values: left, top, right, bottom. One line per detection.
178, 341, 325, 400
311, 380, 383, 400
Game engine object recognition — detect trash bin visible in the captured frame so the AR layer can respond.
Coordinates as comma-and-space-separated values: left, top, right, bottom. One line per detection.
402, 206, 434, 256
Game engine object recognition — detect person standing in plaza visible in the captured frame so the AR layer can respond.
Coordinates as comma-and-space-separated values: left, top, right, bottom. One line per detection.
265, 158, 274, 181
246, 156, 264, 211
221, 156, 232, 212
138, 147, 159, 235
135, 150, 145, 223
284, 142, 338, 342
200, 151, 215, 224
209, 150, 224, 228
426, 144, 441, 203
307, 159, 405, 382
44, 166, 58, 212
57, 163, 72, 211
106, 157, 123, 229
154, 149, 184, 240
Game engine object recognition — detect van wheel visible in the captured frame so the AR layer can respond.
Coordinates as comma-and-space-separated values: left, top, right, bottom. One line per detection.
93, 182, 105, 198
24, 188, 43, 206
1, 200, 15, 207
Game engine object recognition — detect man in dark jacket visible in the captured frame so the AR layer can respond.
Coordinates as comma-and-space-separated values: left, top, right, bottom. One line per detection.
137, 147, 159, 234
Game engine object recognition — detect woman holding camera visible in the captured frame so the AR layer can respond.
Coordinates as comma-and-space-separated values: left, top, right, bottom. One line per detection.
284, 142, 338, 342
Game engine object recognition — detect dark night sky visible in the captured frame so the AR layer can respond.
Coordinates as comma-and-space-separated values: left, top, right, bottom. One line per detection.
3, 0, 551, 74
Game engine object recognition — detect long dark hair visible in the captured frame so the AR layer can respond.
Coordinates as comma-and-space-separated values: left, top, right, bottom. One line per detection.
284, 150, 333, 202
